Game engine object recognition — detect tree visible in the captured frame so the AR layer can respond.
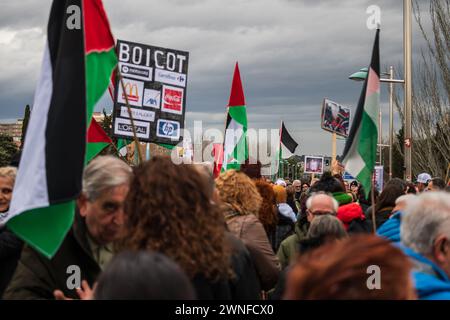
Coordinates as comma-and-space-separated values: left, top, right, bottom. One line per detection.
21, 104, 31, 147
393, 0, 450, 178
0, 134, 18, 167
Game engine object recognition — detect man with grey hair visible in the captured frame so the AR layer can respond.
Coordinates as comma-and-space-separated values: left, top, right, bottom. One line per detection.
400, 192, 450, 300
277, 192, 338, 269
4, 156, 132, 300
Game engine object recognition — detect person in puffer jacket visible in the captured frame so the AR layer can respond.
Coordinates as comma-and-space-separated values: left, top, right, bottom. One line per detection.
337, 202, 372, 234
377, 194, 417, 244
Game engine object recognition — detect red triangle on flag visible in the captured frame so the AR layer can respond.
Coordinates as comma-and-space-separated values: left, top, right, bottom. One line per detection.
228, 62, 246, 107
87, 118, 112, 144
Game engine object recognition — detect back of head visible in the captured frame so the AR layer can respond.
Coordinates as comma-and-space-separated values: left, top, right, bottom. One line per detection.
216, 169, 262, 216
401, 192, 450, 257
375, 183, 406, 212
310, 172, 345, 194
239, 159, 262, 180
82, 156, 132, 201
386, 178, 407, 192
94, 251, 195, 300
285, 235, 415, 300
273, 185, 287, 204
307, 214, 347, 240
286, 185, 295, 198
254, 180, 278, 230
123, 156, 230, 281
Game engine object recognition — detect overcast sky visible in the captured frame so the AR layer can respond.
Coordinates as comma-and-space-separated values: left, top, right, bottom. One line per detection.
0, 0, 432, 156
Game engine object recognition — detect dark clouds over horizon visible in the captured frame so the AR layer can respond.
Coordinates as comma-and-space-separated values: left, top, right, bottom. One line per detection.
0, 0, 432, 155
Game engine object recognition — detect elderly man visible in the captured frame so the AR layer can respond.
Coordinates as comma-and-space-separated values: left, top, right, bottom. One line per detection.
277, 192, 338, 269
401, 192, 450, 299
3, 156, 132, 300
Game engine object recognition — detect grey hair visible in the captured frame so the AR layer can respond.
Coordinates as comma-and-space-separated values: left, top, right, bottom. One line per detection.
395, 194, 416, 206
401, 192, 450, 256
306, 192, 339, 214
307, 214, 347, 239
82, 156, 132, 201
0, 166, 17, 182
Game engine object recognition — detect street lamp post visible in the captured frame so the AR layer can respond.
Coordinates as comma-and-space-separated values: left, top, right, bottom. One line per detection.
404, 0, 413, 181
389, 66, 394, 179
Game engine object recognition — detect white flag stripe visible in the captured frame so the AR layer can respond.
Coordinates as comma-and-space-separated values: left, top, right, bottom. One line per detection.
342, 125, 366, 178
222, 118, 244, 171
5, 43, 52, 226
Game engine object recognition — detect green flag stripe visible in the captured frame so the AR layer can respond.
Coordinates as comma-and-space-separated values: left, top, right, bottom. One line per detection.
86, 142, 110, 163
7, 201, 76, 259
85, 48, 117, 122
228, 106, 247, 127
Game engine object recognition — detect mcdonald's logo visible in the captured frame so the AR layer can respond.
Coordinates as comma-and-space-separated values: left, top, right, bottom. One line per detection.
122, 82, 139, 102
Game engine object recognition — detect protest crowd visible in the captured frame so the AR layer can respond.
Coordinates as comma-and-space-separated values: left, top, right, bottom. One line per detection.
1, 0, 450, 303
1, 155, 450, 300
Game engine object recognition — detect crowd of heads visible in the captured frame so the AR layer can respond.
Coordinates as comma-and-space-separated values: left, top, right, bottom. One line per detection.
1, 156, 450, 300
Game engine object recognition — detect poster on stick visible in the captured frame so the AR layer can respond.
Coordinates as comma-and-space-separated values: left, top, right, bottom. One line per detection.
321, 98, 351, 138
304, 156, 324, 174
112, 40, 189, 145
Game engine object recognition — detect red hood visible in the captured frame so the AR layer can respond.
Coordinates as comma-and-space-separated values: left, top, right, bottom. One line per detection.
337, 203, 365, 229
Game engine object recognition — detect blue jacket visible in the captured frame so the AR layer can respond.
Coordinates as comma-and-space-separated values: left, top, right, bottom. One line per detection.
402, 246, 450, 300
376, 211, 402, 243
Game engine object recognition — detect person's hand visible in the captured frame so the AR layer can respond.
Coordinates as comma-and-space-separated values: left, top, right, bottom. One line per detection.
53, 280, 95, 300
53, 289, 73, 300
76, 280, 95, 300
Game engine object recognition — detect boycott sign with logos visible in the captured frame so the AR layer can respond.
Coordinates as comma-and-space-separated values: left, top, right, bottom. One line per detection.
112, 40, 189, 145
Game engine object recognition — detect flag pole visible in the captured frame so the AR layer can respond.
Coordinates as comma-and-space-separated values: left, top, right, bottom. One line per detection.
331, 132, 337, 165
116, 68, 143, 164
371, 171, 377, 233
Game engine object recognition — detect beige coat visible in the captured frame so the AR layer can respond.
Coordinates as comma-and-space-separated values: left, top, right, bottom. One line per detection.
226, 213, 280, 290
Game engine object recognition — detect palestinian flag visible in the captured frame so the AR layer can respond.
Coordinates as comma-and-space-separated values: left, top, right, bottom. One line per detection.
4, 0, 117, 258
281, 121, 298, 154
222, 62, 248, 171
342, 29, 380, 199
270, 121, 298, 178
86, 118, 113, 162
117, 138, 130, 157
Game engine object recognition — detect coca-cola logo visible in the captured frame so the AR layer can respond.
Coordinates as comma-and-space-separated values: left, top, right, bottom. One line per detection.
164, 89, 182, 104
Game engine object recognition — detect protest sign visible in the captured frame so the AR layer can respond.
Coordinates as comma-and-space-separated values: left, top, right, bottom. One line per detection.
112, 40, 189, 145
321, 98, 351, 138
304, 156, 324, 174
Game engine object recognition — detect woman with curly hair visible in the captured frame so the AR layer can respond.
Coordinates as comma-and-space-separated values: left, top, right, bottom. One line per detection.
254, 180, 278, 251
121, 156, 237, 299
216, 170, 280, 291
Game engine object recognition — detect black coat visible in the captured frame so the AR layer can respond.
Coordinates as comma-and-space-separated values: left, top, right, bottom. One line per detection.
3, 213, 101, 300
192, 232, 261, 300
0, 228, 23, 297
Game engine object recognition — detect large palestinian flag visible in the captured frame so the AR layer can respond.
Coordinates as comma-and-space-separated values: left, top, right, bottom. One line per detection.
342, 29, 380, 198
222, 62, 248, 171
3, 0, 117, 258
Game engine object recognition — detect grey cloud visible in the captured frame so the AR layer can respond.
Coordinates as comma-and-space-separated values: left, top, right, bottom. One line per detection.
0, 0, 433, 155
